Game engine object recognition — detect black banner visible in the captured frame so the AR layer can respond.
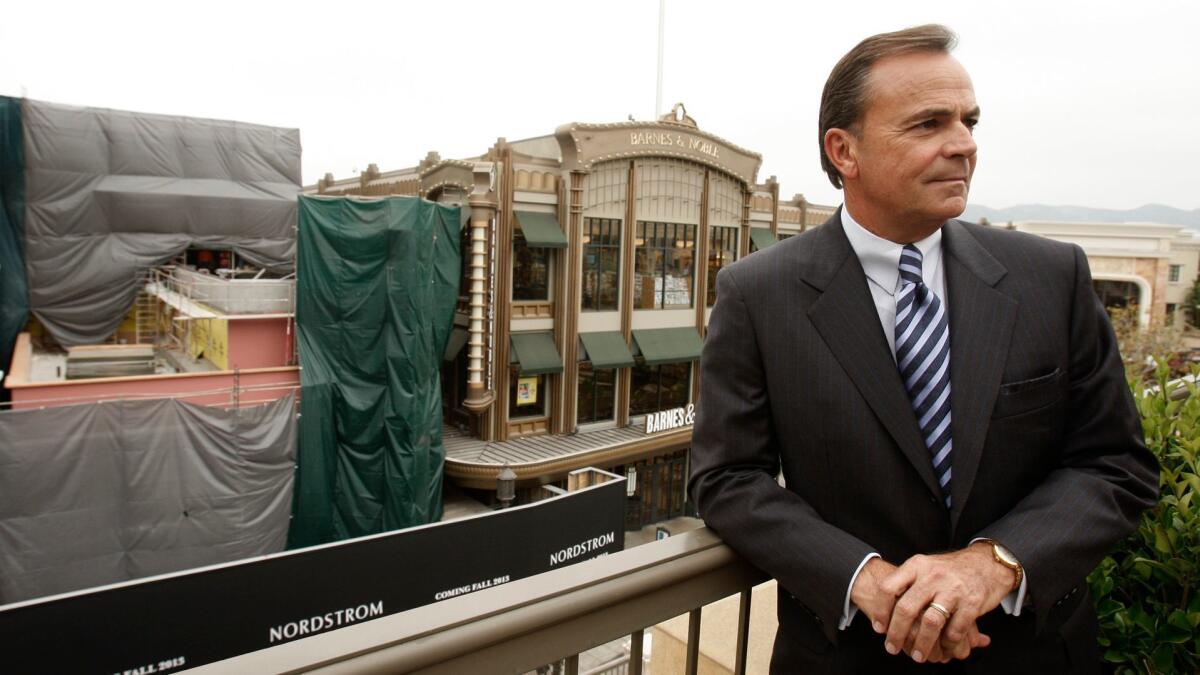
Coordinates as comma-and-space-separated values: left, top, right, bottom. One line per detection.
0, 475, 626, 674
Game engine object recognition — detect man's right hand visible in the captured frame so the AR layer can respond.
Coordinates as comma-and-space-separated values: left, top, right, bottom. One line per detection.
850, 557, 900, 635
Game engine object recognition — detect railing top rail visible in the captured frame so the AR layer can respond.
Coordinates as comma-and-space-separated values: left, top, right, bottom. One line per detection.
191, 528, 766, 675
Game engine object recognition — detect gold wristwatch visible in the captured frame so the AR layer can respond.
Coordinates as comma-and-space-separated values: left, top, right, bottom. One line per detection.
985, 540, 1023, 592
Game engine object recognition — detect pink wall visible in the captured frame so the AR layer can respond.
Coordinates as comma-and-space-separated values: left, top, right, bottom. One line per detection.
227, 318, 295, 370
9, 367, 299, 411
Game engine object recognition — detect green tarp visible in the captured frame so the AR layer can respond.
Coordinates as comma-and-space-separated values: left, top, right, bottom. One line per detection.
0, 97, 27, 383
288, 195, 461, 549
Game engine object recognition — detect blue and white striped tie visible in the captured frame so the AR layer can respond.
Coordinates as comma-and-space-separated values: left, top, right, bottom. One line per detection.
895, 244, 952, 508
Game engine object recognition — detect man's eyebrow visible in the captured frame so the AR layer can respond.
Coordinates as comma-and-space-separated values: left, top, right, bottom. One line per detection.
903, 105, 982, 124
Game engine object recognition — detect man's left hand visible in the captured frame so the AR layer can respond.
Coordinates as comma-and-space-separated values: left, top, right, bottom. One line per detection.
878, 542, 1015, 663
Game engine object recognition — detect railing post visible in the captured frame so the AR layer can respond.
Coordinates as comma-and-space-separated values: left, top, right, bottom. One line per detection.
629, 628, 644, 675
734, 589, 752, 675
685, 607, 702, 675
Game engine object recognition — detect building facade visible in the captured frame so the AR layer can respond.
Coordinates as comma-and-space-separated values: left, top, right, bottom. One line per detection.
309, 106, 834, 524
1009, 220, 1200, 326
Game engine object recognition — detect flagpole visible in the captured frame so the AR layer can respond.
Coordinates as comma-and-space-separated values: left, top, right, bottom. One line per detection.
655, 0, 665, 119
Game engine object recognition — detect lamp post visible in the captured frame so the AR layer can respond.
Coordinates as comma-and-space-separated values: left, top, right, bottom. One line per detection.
497, 465, 517, 509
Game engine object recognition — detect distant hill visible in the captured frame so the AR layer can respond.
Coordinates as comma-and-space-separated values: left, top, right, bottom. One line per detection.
962, 204, 1200, 232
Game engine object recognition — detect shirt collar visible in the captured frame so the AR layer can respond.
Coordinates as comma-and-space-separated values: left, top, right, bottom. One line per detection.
840, 205, 943, 295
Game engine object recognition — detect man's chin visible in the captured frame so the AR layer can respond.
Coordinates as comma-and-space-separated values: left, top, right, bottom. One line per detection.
934, 196, 969, 220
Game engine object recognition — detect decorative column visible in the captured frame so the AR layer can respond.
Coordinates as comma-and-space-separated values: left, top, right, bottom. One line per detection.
558, 171, 586, 433
617, 160, 638, 428
463, 168, 497, 416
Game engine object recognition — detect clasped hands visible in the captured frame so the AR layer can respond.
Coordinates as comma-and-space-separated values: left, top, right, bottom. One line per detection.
849, 542, 1016, 664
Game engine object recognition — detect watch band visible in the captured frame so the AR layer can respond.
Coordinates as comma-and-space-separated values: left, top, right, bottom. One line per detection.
988, 541, 1023, 592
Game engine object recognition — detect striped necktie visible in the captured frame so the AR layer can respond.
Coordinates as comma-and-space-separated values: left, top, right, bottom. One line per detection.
895, 244, 952, 508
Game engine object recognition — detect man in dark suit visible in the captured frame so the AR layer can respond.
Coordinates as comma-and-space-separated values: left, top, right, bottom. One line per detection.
688, 24, 1159, 673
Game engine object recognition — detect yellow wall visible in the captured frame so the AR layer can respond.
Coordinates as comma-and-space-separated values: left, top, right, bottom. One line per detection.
188, 317, 229, 370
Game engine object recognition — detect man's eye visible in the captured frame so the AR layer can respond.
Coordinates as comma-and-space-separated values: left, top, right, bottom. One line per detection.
964, 118, 979, 131
919, 119, 938, 129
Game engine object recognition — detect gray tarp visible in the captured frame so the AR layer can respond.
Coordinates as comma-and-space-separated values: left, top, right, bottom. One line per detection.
0, 394, 297, 604
21, 99, 301, 346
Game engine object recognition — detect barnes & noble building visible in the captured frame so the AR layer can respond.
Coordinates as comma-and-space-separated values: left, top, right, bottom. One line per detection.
309, 106, 834, 529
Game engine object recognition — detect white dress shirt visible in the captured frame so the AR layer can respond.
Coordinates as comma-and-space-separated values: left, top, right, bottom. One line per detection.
836, 205, 1027, 630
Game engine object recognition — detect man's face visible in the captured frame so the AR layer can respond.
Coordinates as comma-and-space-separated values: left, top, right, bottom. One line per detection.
848, 50, 979, 237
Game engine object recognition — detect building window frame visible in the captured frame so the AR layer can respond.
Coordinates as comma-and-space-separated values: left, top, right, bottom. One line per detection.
634, 221, 696, 310
1169, 264, 1182, 283
629, 361, 692, 416
576, 361, 617, 425
508, 368, 547, 420
511, 230, 552, 302
582, 217, 622, 312
706, 225, 738, 307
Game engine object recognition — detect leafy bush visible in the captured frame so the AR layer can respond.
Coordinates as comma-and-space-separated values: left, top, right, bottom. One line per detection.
1089, 362, 1200, 673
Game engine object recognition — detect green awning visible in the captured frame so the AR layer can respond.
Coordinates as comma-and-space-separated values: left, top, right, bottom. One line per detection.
749, 227, 777, 251
578, 331, 635, 369
443, 327, 469, 362
514, 210, 568, 248
632, 327, 704, 366
510, 332, 563, 375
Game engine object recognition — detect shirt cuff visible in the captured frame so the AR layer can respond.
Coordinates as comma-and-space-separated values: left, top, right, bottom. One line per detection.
839, 552, 881, 630
969, 538, 1028, 616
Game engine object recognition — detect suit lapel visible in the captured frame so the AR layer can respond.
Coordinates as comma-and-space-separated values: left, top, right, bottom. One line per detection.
804, 215, 942, 499
941, 221, 1018, 532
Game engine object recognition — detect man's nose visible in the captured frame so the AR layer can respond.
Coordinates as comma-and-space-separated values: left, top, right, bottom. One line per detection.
943, 122, 977, 158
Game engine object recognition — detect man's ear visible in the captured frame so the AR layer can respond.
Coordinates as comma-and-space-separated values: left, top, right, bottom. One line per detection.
824, 128, 859, 182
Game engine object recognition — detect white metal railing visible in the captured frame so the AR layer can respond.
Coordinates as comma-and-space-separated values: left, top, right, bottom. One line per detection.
146, 265, 296, 319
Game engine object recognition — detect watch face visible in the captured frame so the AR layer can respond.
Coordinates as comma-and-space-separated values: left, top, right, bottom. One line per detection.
995, 544, 1018, 566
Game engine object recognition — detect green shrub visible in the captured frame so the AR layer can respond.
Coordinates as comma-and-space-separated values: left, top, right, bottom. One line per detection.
1088, 361, 1200, 673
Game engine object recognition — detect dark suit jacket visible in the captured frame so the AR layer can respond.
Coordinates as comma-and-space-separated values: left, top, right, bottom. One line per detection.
688, 213, 1159, 673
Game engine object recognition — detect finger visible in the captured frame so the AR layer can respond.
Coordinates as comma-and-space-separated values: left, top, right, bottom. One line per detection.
884, 586, 932, 656
928, 642, 952, 664
868, 590, 898, 635
878, 561, 919, 597
939, 625, 991, 662
970, 628, 991, 649
907, 604, 950, 664
941, 628, 972, 661
943, 604, 978, 645
919, 632, 948, 664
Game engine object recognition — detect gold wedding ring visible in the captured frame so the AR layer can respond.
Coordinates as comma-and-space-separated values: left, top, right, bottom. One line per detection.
926, 601, 951, 620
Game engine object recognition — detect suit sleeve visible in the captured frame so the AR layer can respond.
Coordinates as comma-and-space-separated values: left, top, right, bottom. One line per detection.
688, 266, 875, 643
977, 244, 1159, 633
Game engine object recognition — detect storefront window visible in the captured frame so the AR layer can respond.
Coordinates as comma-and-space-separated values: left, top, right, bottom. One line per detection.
706, 226, 737, 307
509, 369, 546, 419
629, 361, 691, 416
512, 231, 550, 301
582, 218, 621, 311
634, 222, 695, 309
577, 362, 616, 424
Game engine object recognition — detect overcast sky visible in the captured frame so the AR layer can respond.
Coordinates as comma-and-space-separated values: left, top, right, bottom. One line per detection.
2, 0, 1196, 211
